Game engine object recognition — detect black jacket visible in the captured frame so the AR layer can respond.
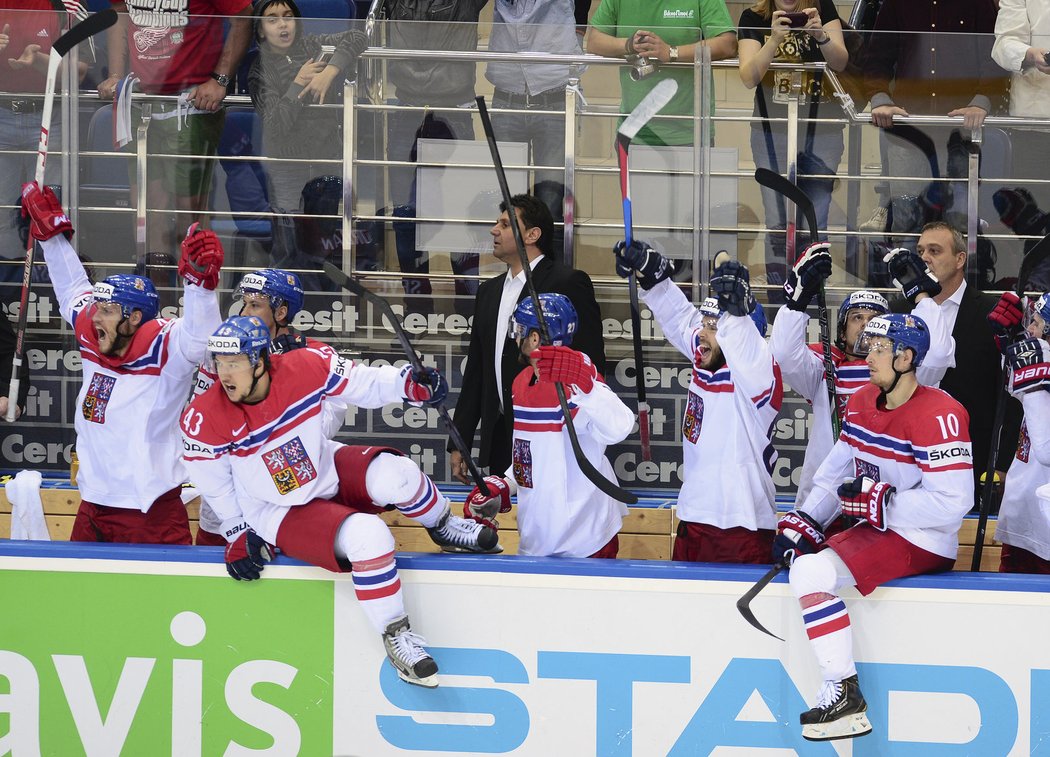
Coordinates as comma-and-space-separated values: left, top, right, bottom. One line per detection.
450, 257, 605, 473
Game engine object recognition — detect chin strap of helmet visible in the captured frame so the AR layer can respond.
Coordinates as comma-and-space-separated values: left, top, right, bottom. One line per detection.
246, 353, 271, 401
880, 347, 917, 399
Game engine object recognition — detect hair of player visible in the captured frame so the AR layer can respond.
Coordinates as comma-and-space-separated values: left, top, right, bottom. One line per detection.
499, 194, 554, 256
920, 221, 966, 255
748, 0, 816, 20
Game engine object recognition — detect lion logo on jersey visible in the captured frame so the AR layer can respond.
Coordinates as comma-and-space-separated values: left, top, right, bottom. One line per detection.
512, 439, 533, 489
1017, 421, 1031, 464
262, 436, 317, 495
683, 392, 704, 444
855, 458, 880, 482
82, 374, 116, 424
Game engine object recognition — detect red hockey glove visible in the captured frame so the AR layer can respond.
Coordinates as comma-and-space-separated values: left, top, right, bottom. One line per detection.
462, 475, 512, 530
838, 477, 893, 531
21, 181, 73, 241
535, 345, 598, 393
178, 223, 224, 290
772, 509, 825, 566
988, 291, 1024, 353
224, 523, 275, 581
402, 365, 449, 407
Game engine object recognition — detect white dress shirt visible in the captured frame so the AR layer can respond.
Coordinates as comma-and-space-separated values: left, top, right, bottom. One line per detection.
495, 255, 545, 410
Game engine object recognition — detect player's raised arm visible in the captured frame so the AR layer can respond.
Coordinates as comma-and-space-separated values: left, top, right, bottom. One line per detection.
534, 344, 634, 445
324, 352, 449, 411
771, 243, 832, 399
169, 226, 224, 366
20, 181, 90, 326
709, 260, 777, 402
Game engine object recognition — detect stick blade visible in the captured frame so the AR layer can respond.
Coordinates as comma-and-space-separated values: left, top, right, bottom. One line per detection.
54, 8, 117, 57
617, 79, 678, 141
736, 563, 785, 641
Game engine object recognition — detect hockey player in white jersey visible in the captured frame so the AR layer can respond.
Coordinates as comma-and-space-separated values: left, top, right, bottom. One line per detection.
182, 316, 498, 686
615, 240, 781, 563
462, 293, 632, 557
773, 313, 973, 741
771, 243, 954, 503
994, 292, 1050, 573
21, 181, 222, 544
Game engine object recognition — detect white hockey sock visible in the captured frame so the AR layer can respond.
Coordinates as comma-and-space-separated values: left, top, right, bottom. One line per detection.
393, 474, 447, 528
790, 551, 858, 683
335, 514, 406, 634
365, 453, 447, 528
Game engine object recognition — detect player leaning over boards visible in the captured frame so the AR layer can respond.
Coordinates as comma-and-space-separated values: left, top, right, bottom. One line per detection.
21, 181, 222, 544
773, 313, 973, 741
462, 293, 633, 557
771, 242, 955, 503
615, 241, 781, 563
182, 316, 498, 687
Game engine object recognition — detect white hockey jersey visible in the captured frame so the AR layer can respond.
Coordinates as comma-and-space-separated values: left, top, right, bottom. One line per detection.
40, 236, 220, 511
507, 366, 632, 557
182, 348, 408, 542
770, 298, 954, 504
996, 390, 1050, 560
801, 383, 974, 559
641, 278, 783, 531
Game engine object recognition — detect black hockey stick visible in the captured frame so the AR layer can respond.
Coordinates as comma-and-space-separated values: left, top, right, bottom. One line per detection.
971, 231, 1050, 570
615, 79, 677, 462
7, 8, 118, 421
755, 167, 839, 436
736, 561, 786, 641
476, 96, 638, 505
322, 261, 492, 496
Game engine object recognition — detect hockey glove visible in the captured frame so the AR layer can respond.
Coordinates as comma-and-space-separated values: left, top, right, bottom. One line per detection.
225, 527, 275, 581
402, 365, 449, 407
838, 477, 893, 531
271, 332, 309, 354
772, 509, 826, 566
710, 260, 754, 317
178, 224, 224, 290
1006, 338, 1050, 396
883, 247, 941, 303
613, 239, 675, 290
994, 187, 1050, 236
20, 182, 73, 241
783, 242, 832, 312
535, 345, 598, 393
463, 475, 512, 530
988, 291, 1025, 353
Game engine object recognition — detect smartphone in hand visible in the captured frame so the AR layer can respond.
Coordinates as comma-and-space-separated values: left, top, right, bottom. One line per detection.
315, 45, 335, 65
784, 11, 809, 28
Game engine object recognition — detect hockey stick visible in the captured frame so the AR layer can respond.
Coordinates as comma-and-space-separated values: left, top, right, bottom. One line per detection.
476, 96, 638, 505
616, 79, 677, 463
736, 561, 786, 641
322, 261, 492, 496
6, 8, 118, 422
971, 231, 1050, 570
754, 167, 839, 436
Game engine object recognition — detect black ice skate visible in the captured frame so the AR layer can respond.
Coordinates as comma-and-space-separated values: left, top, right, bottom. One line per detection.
426, 509, 501, 553
382, 616, 439, 688
801, 675, 872, 741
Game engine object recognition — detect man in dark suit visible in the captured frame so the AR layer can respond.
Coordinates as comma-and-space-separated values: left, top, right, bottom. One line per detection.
448, 194, 605, 483
891, 221, 1021, 492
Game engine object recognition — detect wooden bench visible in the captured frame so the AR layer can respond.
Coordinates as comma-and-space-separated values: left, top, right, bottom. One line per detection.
0, 485, 1002, 570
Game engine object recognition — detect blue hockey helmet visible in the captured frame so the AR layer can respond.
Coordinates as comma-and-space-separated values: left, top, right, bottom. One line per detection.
836, 290, 889, 349
207, 315, 272, 371
698, 296, 767, 337
235, 269, 305, 323
857, 313, 930, 367
510, 293, 578, 346
92, 275, 159, 321
1027, 292, 1050, 337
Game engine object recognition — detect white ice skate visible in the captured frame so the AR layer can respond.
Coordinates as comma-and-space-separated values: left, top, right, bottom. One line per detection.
383, 616, 439, 688
426, 509, 501, 553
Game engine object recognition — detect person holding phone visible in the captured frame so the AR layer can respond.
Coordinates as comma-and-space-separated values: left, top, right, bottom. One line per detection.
737, 0, 848, 296
248, 0, 368, 212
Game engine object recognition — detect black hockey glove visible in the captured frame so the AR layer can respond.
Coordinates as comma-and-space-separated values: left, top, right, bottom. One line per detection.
225, 527, 275, 581
994, 187, 1050, 236
784, 242, 832, 312
883, 247, 942, 303
1006, 338, 1050, 397
271, 333, 309, 354
613, 239, 674, 290
710, 260, 753, 317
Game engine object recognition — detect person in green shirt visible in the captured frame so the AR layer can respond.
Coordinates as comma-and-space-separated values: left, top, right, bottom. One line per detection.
588, 0, 737, 145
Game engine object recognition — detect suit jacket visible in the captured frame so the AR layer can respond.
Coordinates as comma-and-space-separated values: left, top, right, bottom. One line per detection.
893, 287, 1022, 481
450, 257, 606, 473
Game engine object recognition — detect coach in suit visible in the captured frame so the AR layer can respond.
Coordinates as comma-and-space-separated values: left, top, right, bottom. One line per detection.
891, 221, 1021, 490
448, 194, 605, 483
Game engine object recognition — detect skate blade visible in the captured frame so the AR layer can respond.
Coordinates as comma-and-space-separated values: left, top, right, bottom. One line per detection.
397, 669, 439, 688
802, 713, 872, 741
440, 543, 504, 554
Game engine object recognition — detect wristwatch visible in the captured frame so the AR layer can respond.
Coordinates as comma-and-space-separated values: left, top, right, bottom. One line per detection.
210, 72, 231, 88
669, 46, 680, 62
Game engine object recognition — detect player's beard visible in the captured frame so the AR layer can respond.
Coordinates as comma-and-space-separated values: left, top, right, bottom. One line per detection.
696, 342, 726, 372
97, 324, 133, 356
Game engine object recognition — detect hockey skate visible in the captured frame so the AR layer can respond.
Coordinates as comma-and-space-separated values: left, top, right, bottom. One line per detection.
801, 675, 872, 741
426, 509, 501, 554
382, 616, 439, 688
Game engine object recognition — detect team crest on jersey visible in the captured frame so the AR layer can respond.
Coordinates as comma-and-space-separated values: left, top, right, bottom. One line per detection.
512, 439, 534, 489
82, 374, 116, 424
855, 458, 880, 482
1017, 422, 1031, 463
262, 436, 317, 495
683, 392, 704, 444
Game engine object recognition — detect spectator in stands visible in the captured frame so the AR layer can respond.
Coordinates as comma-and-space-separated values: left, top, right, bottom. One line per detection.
97, 0, 253, 260
587, 0, 737, 147
448, 194, 605, 485
0, 2, 89, 290
737, 0, 848, 293
248, 0, 367, 212
0, 303, 28, 421
486, 0, 589, 262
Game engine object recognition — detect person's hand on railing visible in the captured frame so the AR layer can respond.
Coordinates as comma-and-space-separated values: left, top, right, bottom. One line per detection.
630, 29, 673, 63
97, 73, 119, 101
947, 105, 988, 131
871, 103, 909, 128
